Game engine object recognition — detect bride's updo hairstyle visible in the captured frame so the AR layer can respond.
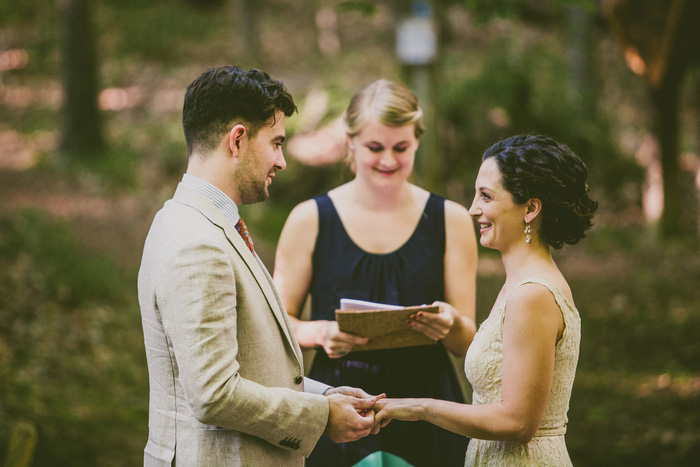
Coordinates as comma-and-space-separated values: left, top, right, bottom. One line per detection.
482, 134, 598, 249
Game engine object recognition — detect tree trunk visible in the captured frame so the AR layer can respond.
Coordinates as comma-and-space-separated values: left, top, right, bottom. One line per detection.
566, 5, 595, 120
237, 0, 261, 62
603, 0, 699, 239
60, 0, 104, 157
653, 0, 699, 239
651, 64, 685, 238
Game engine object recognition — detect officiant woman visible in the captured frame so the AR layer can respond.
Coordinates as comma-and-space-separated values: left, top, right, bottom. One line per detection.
273, 79, 478, 467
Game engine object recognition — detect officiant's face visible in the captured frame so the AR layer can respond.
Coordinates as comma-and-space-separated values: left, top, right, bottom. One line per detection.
469, 158, 529, 252
349, 120, 418, 189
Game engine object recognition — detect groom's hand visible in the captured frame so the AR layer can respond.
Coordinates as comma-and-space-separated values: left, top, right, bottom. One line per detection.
324, 386, 385, 401
324, 393, 380, 442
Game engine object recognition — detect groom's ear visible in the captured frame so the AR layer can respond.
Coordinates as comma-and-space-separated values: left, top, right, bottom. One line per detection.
228, 124, 247, 157
524, 198, 542, 224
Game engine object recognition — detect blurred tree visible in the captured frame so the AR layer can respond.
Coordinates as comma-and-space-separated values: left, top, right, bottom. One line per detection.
565, 4, 596, 120
60, 0, 104, 157
3, 420, 37, 467
184, 0, 226, 7
603, 0, 700, 240
237, 0, 262, 62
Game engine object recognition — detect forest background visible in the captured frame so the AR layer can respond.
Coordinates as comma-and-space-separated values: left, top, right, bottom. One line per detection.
1, 0, 699, 465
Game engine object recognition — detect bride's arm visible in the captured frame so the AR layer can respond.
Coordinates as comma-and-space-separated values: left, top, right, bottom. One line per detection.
375, 284, 564, 443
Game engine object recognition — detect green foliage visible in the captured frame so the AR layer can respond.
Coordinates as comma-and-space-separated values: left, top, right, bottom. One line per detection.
2, 419, 37, 467
103, 2, 231, 62
463, 0, 597, 21
33, 144, 142, 192
463, 0, 525, 19
71, 146, 143, 190
337, 0, 379, 16
0, 210, 125, 307
0, 0, 56, 25
440, 37, 644, 203
0, 210, 147, 466
0, 0, 61, 75
574, 229, 700, 464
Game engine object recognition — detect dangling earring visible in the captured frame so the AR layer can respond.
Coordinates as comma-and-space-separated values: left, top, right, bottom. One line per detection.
525, 224, 532, 244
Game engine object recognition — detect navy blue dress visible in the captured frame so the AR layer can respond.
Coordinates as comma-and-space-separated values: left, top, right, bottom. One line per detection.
306, 193, 468, 467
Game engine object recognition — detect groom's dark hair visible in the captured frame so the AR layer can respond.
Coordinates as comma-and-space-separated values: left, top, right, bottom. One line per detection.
182, 66, 297, 155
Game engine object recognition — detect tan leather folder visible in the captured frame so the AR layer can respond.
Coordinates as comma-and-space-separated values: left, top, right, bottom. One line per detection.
335, 304, 439, 352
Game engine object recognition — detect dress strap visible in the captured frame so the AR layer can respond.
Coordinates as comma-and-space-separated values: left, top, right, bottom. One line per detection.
505, 279, 576, 315
502, 279, 580, 345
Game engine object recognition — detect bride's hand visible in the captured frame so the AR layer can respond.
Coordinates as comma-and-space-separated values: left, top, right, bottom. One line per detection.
406, 301, 455, 341
373, 398, 423, 426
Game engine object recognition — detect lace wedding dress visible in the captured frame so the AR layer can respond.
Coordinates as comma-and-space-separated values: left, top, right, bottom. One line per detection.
463, 279, 580, 466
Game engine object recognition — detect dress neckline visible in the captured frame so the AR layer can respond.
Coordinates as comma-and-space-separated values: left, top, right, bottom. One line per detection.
325, 193, 434, 257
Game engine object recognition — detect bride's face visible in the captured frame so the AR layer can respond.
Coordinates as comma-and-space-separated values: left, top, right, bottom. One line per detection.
469, 158, 529, 251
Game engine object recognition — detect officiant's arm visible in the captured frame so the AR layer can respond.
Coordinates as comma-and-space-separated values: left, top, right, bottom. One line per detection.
274, 200, 368, 357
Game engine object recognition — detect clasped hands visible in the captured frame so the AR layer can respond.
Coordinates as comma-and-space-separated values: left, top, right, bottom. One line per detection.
321, 301, 455, 359
323, 386, 419, 442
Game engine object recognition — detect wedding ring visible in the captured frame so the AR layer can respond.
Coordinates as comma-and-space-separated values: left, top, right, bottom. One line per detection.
338, 350, 347, 356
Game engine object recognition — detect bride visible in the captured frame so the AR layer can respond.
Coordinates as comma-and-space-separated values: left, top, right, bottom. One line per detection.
373, 134, 598, 466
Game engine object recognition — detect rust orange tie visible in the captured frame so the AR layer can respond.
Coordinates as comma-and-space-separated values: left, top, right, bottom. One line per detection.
235, 217, 255, 254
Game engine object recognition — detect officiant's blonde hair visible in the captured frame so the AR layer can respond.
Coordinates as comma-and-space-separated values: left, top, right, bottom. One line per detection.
343, 80, 424, 139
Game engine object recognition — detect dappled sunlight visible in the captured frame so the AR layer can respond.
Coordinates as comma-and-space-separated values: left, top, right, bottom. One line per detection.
680, 151, 700, 191
316, 6, 341, 57
577, 370, 700, 399
624, 47, 646, 76
287, 117, 347, 166
99, 86, 143, 111
0, 129, 58, 170
150, 87, 183, 113
0, 48, 28, 72
1, 85, 62, 109
633, 134, 700, 223
634, 134, 663, 221
636, 373, 700, 398
487, 106, 510, 129
6, 191, 140, 219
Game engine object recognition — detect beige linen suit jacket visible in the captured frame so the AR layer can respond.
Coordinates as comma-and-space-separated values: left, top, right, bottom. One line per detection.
138, 184, 329, 466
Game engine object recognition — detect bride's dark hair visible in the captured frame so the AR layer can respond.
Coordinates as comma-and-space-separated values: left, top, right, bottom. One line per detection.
482, 134, 598, 249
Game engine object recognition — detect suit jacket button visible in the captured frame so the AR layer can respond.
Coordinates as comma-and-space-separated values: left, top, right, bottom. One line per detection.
294, 375, 303, 385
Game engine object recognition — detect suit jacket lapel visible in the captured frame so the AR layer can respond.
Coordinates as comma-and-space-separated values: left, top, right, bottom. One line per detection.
172, 184, 304, 367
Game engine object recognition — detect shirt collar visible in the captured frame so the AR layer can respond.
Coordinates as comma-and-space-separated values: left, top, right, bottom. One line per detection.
180, 174, 240, 226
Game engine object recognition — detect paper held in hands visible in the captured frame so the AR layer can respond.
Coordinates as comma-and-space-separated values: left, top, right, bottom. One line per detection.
335, 298, 440, 352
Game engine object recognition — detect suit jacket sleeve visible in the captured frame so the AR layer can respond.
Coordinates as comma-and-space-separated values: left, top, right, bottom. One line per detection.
155, 237, 329, 456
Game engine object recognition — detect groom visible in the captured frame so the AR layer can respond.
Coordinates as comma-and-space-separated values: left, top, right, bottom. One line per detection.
138, 66, 379, 466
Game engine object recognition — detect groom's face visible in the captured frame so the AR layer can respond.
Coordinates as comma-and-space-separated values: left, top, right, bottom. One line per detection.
236, 111, 287, 205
